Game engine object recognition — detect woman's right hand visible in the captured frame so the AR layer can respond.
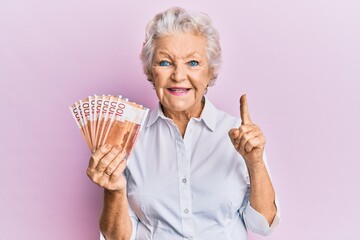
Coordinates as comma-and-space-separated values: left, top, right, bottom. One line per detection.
86, 144, 127, 191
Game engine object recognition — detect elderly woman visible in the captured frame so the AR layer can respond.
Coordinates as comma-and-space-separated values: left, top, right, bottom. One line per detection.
87, 7, 280, 240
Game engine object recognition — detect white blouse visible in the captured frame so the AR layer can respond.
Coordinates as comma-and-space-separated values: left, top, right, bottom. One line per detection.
101, 97, 279, 240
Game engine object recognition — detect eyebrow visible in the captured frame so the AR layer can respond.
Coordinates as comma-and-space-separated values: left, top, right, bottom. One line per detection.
184, 51, 199, 58
157, 51, 200, 59
158, 51, 172, 57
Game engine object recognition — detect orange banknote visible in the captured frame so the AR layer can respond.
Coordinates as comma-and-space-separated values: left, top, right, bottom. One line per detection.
69, 95, 149, 155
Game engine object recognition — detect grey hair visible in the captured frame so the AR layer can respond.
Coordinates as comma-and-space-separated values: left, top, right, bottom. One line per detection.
140, 7, 222, 86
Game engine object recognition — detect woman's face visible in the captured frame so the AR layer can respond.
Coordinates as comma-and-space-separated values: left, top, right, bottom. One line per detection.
151, 32, 212, 116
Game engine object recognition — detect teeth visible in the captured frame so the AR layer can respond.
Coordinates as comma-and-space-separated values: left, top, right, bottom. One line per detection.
170, 88, 187, 92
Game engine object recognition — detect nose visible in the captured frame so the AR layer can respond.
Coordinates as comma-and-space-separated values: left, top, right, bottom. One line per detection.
171, 63, 187, 82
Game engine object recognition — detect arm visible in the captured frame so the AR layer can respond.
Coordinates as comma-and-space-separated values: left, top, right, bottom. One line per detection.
229, 95, 277, 225
247, 157, 276, 224
100, 189, 133, 240
87, 144, 133, 240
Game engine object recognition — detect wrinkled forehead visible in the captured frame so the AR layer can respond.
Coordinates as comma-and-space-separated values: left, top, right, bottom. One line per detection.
153, 32, 208, 59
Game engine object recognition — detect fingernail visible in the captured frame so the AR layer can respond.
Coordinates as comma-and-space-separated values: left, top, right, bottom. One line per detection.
104, 144, 111, 149
115, 145, 121, 150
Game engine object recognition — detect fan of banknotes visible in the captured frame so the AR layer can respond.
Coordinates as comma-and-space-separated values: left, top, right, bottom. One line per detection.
69, 95, 149, 155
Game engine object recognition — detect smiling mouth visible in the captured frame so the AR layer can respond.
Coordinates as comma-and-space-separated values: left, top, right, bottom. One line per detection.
167, 88, 191, 93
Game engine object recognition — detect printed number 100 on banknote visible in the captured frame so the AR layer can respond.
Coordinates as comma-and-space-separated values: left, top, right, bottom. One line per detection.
69, 95, 149, 157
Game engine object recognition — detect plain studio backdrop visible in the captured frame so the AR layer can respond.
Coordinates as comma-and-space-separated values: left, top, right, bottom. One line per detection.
0, 0, 359, 239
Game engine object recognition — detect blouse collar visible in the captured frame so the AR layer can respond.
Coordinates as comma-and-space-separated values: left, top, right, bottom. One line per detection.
146, 96, 217, 132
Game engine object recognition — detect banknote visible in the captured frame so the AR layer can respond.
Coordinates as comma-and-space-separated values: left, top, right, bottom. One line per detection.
102, 99, 147, 157
79, 97, 94, 149
97, 96, 120, 149
95, 95, 111, 150
89, 95, 96, 149
76, 101, 92, 148
69, 95, 149, 156
69, 103, 90, 148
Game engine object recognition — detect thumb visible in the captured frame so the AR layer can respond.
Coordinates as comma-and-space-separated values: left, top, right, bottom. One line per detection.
228, 128, 239, 142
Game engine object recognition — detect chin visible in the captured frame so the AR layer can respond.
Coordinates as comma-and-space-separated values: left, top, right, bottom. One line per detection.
167, 104, 190, 112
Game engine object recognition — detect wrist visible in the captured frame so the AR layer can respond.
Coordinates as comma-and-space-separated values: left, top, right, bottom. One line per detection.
246, 159, 265, 173
104, 188, 126, 198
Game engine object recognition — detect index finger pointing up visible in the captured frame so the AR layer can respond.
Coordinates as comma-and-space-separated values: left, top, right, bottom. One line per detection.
240, 94, 252, 125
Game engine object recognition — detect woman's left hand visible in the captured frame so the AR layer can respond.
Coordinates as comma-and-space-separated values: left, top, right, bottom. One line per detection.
228, 95, 266, 167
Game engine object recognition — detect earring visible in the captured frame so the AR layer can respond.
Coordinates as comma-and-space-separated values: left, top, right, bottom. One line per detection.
204, 86, 210, 95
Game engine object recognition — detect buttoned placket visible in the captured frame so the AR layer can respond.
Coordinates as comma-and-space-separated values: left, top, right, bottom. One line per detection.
170, 119, 195, 239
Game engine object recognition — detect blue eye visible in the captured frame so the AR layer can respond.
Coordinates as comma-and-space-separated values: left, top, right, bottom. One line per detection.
188, 60, 199, 67
159, 61, 171, 66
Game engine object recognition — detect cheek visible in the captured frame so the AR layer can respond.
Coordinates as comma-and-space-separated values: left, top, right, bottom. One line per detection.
152, 69, 170, 85
151, 70, 159, 81
193, 71, 211, 89
151, 71, 161, 87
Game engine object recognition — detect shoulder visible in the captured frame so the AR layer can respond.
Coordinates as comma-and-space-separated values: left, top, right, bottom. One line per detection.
202, 97, 241, 131
216, 108, 241, 128
209, 101, 241, 130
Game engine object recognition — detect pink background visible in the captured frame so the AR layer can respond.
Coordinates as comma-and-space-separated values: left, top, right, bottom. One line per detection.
1, 0, 359, 239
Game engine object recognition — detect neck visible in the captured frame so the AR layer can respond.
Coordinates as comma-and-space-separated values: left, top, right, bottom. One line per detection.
161, 98, 205, 137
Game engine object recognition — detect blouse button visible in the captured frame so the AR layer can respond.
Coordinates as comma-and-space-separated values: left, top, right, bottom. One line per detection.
182, 178, 187, 183
184, 208, 189, 213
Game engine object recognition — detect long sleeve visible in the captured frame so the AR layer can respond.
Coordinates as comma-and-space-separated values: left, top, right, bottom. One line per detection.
242, 196, 280, 235
239, 152, 280, 235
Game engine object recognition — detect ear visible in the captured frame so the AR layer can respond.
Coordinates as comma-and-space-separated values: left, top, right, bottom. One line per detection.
207, 67, 215, 83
